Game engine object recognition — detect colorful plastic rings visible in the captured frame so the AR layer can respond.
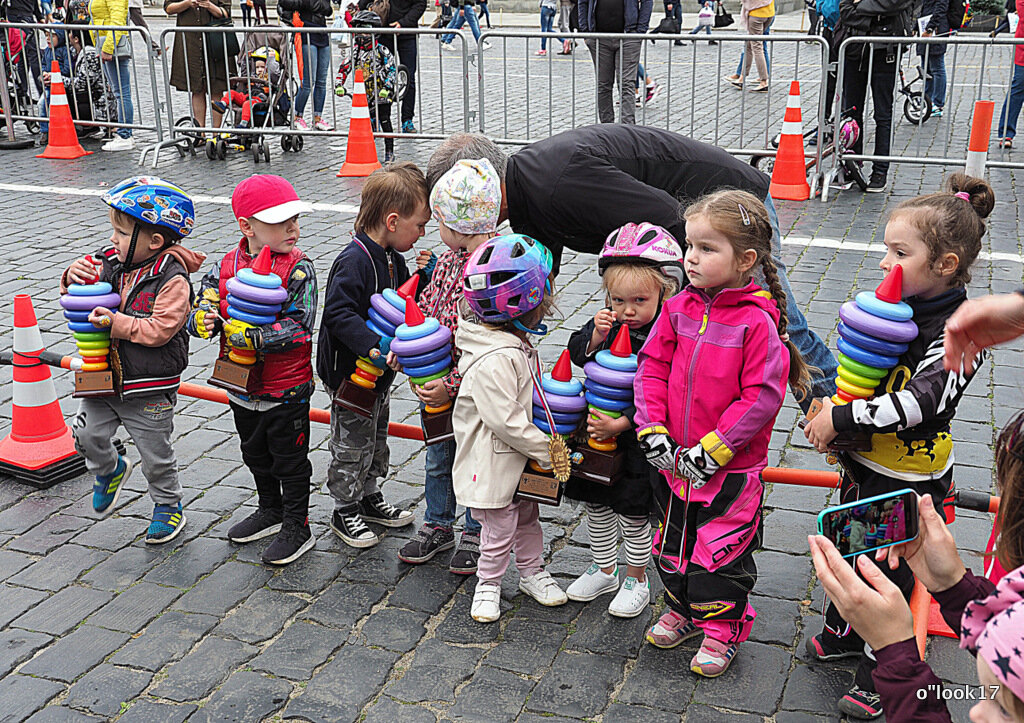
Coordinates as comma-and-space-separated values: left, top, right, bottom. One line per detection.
68, 282, 113, 296
834, 389, 857, 404
583, 361, 635, 388
837, 353, 889, 379
80, 361, 109, 372
366, 320, 394, 341
368, 307, 399, 336
545, 408, 587, 424
236, 267, 283, 289
837, 338, 898, 369
75, 339, 110, 350
370, 294, 406, 327
381, 289, 408, 313
589, 405, 623, 419
396, 317, 441, 340
837, 322, 909, 357
72, 330, 109, 342
854, 291, 913, 321
534, 387, 587, 413
835, 375, 875, 398
390, 327, 452, 356
60, 292, 121, 311
410, 370, 447, 385
229, 349, 257, 365
226, 278, 288, 305
226, 294, 281, 316
67, 321, 107, 333
584, 379, 633, 401
540, 376, 583, 396
585, 390, 631, 412
837, 365, 880, 390
595, 349, 638, 372
63, 309, 93, 322
535, 417, 579, 436
355, 358, 384, 376
396, 344, 452, 368
840, 301, 917, 343
227, 307, 276, 326
404, 357, 450, 378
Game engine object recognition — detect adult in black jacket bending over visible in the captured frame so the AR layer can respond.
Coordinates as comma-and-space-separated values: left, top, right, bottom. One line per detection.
425, 125, 838, 407
358, 0, 426, 132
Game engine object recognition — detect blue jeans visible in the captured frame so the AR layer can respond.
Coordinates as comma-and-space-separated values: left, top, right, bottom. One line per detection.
763, 194, 837, 405
735, 15, 773, 76
102, 55, 133, 138
422, 422, 481, 534
690, 23, 711, 35
921, 50, 946, 109
540, 6, 562, 50
295, 41, 331, 117
998, 64, 1024, 140
442, 5, 482, 43
478, 1, 491, 26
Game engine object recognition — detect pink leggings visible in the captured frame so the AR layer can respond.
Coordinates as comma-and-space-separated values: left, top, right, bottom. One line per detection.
473, 500, 544, 584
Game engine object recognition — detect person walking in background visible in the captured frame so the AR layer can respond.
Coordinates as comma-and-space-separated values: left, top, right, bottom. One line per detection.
537, 0, 561, 54
279, 0, 333, 130
91, 0, 136, 150
996, 0, 1023, 147
728, 0, 772, 91
127, 0, 161, 54
478, 0, 490, 26
440, 0, 490, 51
917, 0, 949, 118
578, 0, 653, 124
557, 0, 575, 52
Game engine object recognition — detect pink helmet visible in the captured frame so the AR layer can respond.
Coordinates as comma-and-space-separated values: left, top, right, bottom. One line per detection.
599, 223, 685, 287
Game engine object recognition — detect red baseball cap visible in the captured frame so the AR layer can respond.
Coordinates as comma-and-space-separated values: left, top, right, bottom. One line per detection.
231, 174, 312, 223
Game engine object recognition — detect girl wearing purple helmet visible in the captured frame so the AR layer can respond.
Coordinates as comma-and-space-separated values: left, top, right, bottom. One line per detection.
451, 233, 568, 623
563, 222, 681, 619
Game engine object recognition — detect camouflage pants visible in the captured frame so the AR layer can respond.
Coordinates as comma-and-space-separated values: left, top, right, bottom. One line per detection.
326, 387, 390, 510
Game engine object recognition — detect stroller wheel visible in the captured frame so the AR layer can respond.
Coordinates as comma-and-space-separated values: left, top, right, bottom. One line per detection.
293, 134, 304, 151
281, 135, 292, 152
750, 153, 775, 176
252, 142, 261, 163
262, 141, 271, 163
206, 139, 217, 160
903, 92, 931, 125
216, 138, 227, 160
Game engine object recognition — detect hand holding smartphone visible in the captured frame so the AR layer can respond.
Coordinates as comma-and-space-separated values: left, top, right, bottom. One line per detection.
817, 489, 919, 559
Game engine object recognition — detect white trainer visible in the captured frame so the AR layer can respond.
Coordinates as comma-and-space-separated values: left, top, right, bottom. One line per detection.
102, 136, 135, 151
608, 576, 651, 618
519, 569, 568, 606
471, 580, 501, 623
566, 563, 620, 602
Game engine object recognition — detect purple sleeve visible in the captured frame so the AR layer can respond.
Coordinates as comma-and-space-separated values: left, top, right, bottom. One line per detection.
932, 570, 997, 637
872, 639, 953, 722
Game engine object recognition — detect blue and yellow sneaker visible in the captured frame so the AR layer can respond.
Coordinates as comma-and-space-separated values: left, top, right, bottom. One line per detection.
93, 456, 133, 516
146, 503, 187, 545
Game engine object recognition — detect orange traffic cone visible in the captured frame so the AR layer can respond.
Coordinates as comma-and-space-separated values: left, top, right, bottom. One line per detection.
769, 80, 810, 202
36, 60, 92, 161
0, 295, 85, 487
337, 69, 383, 178
965, 99, 994, 178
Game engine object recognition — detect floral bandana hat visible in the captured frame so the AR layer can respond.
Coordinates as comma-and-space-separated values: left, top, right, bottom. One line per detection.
429, 158, 501, 236
961, 564, 1024, 702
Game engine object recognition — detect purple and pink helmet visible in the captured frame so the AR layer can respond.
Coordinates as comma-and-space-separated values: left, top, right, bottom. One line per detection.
599, 222, 685, 287
463, 234, 553, 323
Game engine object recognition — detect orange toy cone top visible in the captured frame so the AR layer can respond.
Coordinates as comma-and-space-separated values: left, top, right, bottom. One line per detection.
37, 60, 92, 161
404, 299, 426, 327
769, 80, 810, 202
396, 274, 419, 300
875, 264, 903, 303
252, 245, 274, 275
551, 349, 573, 382
337, 69, 383, 178
609, 325, 632, 357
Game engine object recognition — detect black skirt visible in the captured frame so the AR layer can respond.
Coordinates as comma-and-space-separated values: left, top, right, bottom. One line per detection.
564, 436, 656, 517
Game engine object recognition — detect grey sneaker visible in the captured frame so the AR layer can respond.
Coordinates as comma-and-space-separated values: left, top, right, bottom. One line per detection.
448, 532, 480, 574
398, 524, 455, 564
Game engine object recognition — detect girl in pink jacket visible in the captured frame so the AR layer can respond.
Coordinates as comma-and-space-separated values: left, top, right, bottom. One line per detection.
634, 189, 811, 677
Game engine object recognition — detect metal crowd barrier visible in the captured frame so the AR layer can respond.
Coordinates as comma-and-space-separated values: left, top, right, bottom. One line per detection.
823, 34, 1024, 200
143, 25, 472, 167
0, 22, 164, 146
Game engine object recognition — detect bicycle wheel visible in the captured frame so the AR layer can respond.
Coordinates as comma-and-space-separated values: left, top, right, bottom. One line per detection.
843, 159, 869, 191
396, 65, 409, 102
903, 92, 931, 125
750, 153, 775, 176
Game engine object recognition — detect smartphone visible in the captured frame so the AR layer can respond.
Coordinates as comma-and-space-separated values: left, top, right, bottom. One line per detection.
817, 489, 919, 558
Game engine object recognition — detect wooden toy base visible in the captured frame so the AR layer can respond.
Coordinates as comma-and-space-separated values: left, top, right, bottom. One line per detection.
514, 465, 563, 506
208, 358, 253, 396
73, 370, 115, 398
573, 444, 623, 486
801, 399, 871, 452
422, 408, 454, 445
333, 378, 378, 418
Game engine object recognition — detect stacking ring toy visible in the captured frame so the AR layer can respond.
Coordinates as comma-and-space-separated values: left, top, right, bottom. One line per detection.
404, 357, 450, 378
534, 386, 587, 413
584, 378, 634, 401
581, 327, 639, 454
538, 376, 583, 397
68, 282, 113, 296
398, 345, 452, 368
61, 261, 120, 378
60, 293, 121, 311
837, 322, 908, 356
395, 317, 441, 340
583, 361, 635, 389
382, 288, 408, 313
237, 267, 283, 289
368, 307, 399, 335
225, 277, 289, 305
837, 366, 880, 389
63, 309, 93, 322
410, 370, 447, 385
838, 338, 898, 369
226, 294, 282, 316
227, 308, 276, 326
835, 376, 876, 398
370, 294, 406, 327
839, 302, 917, 343
855, 291, 913, 321
595, 348, 638, 372
837, 353, 888, 379
585, 390, 631, 412
535, 417, 579, 435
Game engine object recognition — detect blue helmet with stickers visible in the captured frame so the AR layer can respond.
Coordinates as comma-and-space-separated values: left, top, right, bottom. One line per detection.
102, 176, 196, 240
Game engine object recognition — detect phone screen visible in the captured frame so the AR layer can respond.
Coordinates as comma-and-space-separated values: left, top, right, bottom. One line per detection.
818, 491, 919, 558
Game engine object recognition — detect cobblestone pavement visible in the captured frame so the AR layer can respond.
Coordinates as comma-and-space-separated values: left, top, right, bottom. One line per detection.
1, 27, 1023, 719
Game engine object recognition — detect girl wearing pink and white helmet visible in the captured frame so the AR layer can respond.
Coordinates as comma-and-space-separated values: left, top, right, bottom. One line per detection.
562, 222, 682, 620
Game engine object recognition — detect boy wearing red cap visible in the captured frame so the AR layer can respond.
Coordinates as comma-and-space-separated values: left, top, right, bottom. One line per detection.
187, 174, 319, 566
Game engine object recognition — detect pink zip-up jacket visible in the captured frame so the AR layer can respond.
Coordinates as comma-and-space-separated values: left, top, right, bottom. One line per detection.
634, 281, 790, 476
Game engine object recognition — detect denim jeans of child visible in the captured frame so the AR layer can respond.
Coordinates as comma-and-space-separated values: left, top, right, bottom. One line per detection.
423, 429, 481, 534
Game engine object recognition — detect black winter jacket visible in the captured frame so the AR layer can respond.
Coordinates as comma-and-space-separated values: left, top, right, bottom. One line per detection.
505, 125, 770, 273
835, 0, 913, 57
279, 0, 333, 45
358, 0, 427, 27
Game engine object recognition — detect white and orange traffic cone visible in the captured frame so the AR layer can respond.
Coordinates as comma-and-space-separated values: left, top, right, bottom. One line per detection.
966, 99, 994, 178
0, 294, 86, 487
36, 60, 92, 161
337, 68, 383, 178
769, 80, 811, 202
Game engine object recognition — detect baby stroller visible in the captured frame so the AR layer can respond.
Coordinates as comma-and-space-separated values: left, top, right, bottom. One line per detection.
204, 29, 298, 163
1, 25, 40, 136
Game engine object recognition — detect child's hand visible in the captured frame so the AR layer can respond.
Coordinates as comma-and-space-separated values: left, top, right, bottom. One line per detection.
88, 307, 115, 327
803, 396, 838, 452
386, 350, 402, 371
194, 307, 221, 338
638, 430, 679, 473
587, 409, 630, 441
413, 378, 450, 407
594, 308, 616, 339
67, 256, 101, 285
416, 249, 437, 275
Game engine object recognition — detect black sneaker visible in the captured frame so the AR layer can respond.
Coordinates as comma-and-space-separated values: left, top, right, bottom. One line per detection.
805, 632, 862, 661
448, 532, 480, 575
331, 507, 379, 548
262, 520, 315, 565
398, 524, 455, 564
228, 507, 283, 543
838, 685, 883, 719
866, 170, 887, 193
358, 492, 415, 528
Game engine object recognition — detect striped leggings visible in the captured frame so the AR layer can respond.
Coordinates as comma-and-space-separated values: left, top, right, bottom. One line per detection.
585, 503, 652, 568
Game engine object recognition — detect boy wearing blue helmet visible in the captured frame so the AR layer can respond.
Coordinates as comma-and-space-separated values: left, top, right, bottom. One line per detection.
61, 176, 205, 544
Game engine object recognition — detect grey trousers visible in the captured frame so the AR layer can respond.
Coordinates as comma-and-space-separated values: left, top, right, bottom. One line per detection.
326, 388, 390, 510
586, 36, 643, 124
72, 392, 182, 506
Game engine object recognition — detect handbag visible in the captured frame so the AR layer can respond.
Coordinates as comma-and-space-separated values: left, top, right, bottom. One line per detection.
714, 1, 734, 27
205, 14, 240, 60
